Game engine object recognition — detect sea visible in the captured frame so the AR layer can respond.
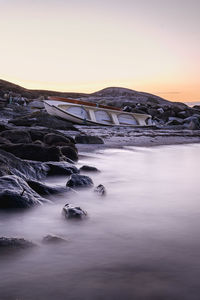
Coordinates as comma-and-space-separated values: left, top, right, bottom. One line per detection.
1, 143, 200, 300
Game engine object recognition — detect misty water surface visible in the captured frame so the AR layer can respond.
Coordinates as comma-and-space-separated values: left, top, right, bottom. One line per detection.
0, 144, 200, 300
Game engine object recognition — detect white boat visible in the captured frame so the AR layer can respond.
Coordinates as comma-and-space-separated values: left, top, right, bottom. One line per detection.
44, 96, 152, 126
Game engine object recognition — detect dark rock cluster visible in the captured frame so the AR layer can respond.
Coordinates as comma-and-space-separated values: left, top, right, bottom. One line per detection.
0, 100, 104, 252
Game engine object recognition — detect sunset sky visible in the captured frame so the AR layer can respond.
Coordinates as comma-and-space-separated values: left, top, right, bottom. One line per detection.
0, 0, 199, 102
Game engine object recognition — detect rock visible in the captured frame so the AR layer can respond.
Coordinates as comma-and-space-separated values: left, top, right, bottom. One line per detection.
94, 184, 106, 196
166, 117, 184, 126
0, 122, 10, 132
0, 237, 35, 251
177, 110, 191, 119
0, 137, 11, 144
29, 128, 51, 142
60, 145, 78, 161
183, 116, 200, 130
66, 174, 93, 188
0, 144, 62, 162
122, 106, 132, 112
193, 105, 200, 111
28, 100, 45, 109
27, 180, 68, 195
157, 107, 164, 114
0, 149, 48, 180
0, 130, 32, 144
43, 133, 71, 146
45, 162, 79, 176
62, 204, 87, 219
42, 235, 67, 244
9, 111, 78, 130
80, 165, 100, 173
75, 135, 104, 144
0, 175, 49, 209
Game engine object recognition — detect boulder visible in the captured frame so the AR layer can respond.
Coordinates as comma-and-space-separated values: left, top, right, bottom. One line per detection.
45, 161, 79, 176
183, 116, 200, 130
166, 117, 184, 126
193, 105, 200, 111
60, 145, 78, 161
0, 149, 48, 180
28, 100, 44, 109
0, 122, 10, 132
0, 144, 62, 162
0, 175, 48, 209
9, 111, 78, 130
94, 184, 106, 196
75, 135, 104, 144
0, 129, 32, 144
62, 204, 87, 219
66, 174, 93, 188
0, 137, 11, 144
27, 180, 68, 195
43, 133, 71, 146
80, 165, 100, 173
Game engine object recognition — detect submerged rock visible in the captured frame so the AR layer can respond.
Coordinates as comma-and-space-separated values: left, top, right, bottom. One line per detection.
79, 165, 100, 173
0, 237, 35, 250
0, 175, 48, 209
62, 204, 87, 219
42, 235, 67, 244
94, 184, 106, 196
66, 174, 93, 188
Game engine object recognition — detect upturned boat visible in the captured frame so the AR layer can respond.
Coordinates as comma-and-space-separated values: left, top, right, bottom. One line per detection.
44, 96, 152, 126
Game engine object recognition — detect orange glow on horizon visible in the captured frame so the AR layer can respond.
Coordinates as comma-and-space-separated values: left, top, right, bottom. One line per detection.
2, 76, 199, 103
0, 0, 199, 103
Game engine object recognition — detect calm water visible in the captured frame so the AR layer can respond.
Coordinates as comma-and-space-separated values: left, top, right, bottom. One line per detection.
1, 144, 200, 300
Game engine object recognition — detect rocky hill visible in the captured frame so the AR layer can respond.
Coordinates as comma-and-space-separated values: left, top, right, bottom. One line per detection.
0, 79, 87, 99
0, 79, 183, 108
84, 87, 178, 108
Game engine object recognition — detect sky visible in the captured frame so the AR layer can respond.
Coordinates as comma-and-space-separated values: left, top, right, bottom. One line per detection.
0, 0, 200, 102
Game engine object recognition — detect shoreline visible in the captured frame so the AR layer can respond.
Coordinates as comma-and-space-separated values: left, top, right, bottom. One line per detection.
75, 126, 200, 153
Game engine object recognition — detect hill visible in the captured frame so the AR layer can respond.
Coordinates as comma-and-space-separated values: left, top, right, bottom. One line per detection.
0, 79, 186, 109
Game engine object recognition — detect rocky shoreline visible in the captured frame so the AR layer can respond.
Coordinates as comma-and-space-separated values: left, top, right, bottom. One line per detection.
0, 97, 200, 252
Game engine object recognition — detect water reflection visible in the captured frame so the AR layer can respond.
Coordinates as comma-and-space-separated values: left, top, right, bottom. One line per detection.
1, 144, 200, 300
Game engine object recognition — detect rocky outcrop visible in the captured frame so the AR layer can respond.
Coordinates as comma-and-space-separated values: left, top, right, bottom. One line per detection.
0, 144, 62, 162
0, 129, 32, 144
0, 149, 48, 180
0, 175, 48, 209
9, 111, 78, 130
66, 174, 93, 188
27, 180, 68, 196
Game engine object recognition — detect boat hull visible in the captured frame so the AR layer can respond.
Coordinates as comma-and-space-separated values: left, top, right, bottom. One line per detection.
44, 100, 152, 127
